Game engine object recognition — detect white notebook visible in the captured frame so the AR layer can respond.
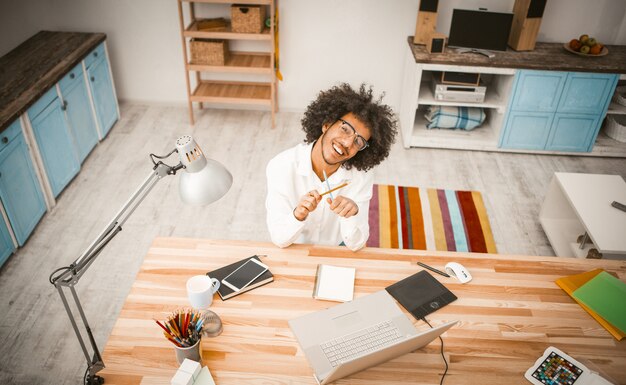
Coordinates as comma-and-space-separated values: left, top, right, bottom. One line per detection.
312, 264, 356, 302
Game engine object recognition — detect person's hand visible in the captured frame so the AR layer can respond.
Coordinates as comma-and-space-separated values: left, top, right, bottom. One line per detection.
293, 190, 322, 221
327, 195, 359, 218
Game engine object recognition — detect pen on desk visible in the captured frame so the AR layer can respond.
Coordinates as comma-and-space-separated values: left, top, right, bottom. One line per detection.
320, 181, 350, 197
417, 262, 450, 278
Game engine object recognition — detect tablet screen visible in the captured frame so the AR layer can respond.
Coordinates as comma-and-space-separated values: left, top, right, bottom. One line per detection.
531, 351, 584, 385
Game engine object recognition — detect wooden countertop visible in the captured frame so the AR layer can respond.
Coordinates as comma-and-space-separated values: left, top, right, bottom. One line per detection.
99, 238, 626, 385
0, 31, 106, 132
408, 37, 626, 74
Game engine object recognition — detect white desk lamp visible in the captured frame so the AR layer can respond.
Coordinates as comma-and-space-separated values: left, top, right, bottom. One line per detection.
49, 135, 232, 385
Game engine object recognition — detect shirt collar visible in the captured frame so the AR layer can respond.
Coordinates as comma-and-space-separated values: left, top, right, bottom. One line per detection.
296, 141, 348, 182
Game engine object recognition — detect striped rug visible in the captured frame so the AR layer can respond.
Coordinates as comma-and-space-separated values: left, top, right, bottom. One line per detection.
367, 184, 497, 253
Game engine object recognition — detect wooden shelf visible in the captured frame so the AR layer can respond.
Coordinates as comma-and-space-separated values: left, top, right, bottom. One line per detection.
185, 20, 271, 40
188, 51, 271, 74
191, 80, 271, 105
180, 0, 270, 4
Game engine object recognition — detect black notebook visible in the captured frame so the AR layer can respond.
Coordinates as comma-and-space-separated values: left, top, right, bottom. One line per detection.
206, 255, 274, 300
385, 270, 457, 320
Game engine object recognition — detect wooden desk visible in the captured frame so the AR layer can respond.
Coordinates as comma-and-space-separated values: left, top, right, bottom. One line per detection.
100, 238, 626, 385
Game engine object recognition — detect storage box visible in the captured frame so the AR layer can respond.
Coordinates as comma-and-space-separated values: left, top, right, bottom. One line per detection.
231, 4, 266, 34
189, 39, 229, 65
605, 114, 626, 143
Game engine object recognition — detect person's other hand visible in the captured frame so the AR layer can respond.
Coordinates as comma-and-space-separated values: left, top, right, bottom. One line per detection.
328, 196, 359, 218
293, 190, 322, 221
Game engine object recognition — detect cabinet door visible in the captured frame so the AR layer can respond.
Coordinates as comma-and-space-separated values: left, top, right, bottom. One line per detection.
0, 123, 46, 246
29, 95, 80, 197
557, 73, 619, 114
61, 71, 99, 163
87, 57, 118, 138
0, 215, 14, 266
546, 113, 600, 152
500, 111, 553, 150
510, 70, 567, 113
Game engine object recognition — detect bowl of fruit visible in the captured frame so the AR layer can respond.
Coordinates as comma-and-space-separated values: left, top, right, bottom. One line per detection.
564, 34, 608, 57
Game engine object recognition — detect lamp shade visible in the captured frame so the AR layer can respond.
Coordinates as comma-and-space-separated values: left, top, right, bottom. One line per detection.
176, 135, 232, 206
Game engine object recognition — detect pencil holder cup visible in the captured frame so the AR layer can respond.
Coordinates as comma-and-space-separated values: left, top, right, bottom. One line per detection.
174, 338, 202, 364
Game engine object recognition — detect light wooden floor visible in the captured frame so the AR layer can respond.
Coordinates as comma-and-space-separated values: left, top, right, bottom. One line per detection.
0, 104, 624, 384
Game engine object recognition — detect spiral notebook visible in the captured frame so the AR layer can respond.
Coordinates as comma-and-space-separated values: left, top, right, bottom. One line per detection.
312, 264, 356, 302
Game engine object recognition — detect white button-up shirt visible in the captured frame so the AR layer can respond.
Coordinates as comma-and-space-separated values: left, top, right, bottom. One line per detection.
265, 142, 373, 251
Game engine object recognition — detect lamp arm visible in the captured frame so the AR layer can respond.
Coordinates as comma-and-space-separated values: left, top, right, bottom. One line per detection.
49, 161, 178, 385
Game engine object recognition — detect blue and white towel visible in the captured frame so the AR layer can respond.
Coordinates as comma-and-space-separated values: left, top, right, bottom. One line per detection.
424, 105, 485, 130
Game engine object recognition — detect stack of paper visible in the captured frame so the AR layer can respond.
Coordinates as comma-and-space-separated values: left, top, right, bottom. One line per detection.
555, 269, 626, 340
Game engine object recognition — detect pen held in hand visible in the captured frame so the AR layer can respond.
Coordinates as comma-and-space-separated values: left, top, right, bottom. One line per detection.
320, 181, 349, 197
417, 262, 450, 278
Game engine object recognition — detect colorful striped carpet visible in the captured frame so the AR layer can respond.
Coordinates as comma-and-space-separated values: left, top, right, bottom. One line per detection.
367, 184, 497, 253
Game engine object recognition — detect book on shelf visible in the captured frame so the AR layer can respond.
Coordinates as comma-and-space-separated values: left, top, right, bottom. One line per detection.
206, 255, 273, 300
312, 264, 356, 302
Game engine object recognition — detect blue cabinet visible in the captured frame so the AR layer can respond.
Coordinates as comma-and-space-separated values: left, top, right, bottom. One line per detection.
28, 87, 80, 197
0, 216, 15, 266
509, 71, 566, 112
85, 43, 118, 138
59, 63, 99, 163
0, 120, 46, 247
500, 70, 618, 152
500, 112, 553, 150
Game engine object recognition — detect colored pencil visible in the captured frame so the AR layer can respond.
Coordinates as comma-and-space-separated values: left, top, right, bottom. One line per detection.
321, 182, 349, 197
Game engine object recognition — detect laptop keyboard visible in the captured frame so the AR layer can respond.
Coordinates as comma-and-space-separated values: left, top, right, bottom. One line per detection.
320, 320, 404, 367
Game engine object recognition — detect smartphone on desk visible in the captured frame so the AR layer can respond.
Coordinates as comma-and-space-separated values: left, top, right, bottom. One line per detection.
222, 258, 269, 292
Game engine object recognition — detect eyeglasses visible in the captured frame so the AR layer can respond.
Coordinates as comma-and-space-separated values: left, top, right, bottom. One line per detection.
336, 118, 369, 151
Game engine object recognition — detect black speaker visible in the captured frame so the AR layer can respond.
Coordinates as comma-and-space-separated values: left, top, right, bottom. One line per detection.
527, 0, 546, 18
419, 0, 438, 12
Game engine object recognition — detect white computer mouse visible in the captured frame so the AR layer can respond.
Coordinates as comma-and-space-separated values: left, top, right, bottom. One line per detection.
445, 262, 472, 284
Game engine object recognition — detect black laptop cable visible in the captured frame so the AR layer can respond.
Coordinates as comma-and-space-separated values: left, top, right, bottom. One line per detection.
422, 317, 449, 385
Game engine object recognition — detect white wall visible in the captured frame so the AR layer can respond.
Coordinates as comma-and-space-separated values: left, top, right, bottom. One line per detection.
1, 0, 625, 113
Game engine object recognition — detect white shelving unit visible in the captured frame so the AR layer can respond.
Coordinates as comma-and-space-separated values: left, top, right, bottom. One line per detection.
399, 52, 516, 151
539, 173, 626, 259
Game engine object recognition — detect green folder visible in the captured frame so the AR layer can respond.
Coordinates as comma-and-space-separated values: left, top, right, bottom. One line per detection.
572, 271, 626, 334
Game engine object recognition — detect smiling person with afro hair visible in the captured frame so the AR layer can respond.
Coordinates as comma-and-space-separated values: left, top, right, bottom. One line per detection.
266, 83, 398, 251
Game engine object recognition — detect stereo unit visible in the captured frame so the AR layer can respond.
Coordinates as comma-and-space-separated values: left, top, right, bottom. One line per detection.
431, 78, 486, 103
440, 71, 481, 86
508, 0, 547, 51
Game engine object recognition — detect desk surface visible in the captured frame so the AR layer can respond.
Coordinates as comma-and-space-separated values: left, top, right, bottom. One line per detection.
100, 238, 626, 385
407, 37, 626, 74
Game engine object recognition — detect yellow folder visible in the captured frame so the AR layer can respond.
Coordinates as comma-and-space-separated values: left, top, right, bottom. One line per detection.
555, 269, 625, 341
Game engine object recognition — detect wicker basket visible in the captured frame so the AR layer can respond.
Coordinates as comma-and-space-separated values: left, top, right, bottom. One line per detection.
605, 114, 626, 143
231, 4, 266, 33
189, 39, 229, 65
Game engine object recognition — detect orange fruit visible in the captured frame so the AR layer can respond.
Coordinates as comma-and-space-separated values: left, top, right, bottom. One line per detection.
569, 39, 582, 50
589, 44, 602, 55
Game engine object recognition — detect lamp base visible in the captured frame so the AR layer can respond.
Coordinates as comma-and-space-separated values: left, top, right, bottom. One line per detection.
86, 374, 105, 385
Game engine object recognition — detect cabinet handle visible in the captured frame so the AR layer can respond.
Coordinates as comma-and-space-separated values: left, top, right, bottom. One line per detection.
91, 76, 95, 82
70, 73, 75, 79
1, 137, 7, 144
94, 52, 98, 57
61, 100, 68, 111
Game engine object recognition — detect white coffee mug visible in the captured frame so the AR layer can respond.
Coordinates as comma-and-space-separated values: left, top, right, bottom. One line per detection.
186, 275, 221, 309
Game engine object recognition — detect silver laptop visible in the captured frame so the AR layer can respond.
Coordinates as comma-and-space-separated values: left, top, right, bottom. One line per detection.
289, 290, 458, 385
